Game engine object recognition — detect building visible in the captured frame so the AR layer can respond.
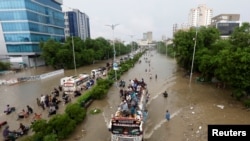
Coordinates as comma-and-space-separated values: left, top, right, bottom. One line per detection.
142, 31, 153, 43
211, 14, 240, 26
188, 4, 213, 27
0, 0, 65, 68
64, 9, 90, 40
211, 14, 241, 38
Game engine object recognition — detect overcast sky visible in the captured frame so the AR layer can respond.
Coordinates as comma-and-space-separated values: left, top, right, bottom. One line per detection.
63, 0, 250, 42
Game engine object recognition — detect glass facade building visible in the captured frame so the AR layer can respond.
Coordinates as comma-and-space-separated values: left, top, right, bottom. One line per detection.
0, 0, 64, 56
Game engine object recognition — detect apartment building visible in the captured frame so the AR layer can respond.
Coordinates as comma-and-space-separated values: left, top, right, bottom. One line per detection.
142, 31, 153, 43
64, 9, 91, 40
188, 4, 213, 27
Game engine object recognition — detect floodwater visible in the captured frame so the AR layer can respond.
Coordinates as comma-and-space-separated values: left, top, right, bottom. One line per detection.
1, 50, 250, 141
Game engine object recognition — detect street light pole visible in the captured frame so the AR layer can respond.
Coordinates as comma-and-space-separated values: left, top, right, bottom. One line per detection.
189, 8, 200, 85
189, 29, 197, 84
106, 24, 119, 83
72, 36, 77, 76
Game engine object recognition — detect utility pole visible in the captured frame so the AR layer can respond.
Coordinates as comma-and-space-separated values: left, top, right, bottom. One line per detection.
106, 24, 119, 83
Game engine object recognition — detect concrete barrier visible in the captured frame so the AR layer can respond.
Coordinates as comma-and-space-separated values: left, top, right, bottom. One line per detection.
0, 69, 64, 86
40, 69, 64, 79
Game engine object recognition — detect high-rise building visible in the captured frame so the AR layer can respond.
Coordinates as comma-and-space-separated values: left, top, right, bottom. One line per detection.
188, 4, 213, 27
64, 9, 90, 40
0, 0, 65, 67
142, 31, 153, 43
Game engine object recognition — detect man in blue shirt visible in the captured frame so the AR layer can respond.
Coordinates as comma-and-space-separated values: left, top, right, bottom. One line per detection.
165, 110, 170, 121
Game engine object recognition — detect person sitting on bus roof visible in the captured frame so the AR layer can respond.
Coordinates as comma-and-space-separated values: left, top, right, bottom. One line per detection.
120, 100, 130, 116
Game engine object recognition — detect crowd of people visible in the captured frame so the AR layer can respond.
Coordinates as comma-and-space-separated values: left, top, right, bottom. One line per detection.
2, 104, 34, 140
1, 69, 104, 141
117, 77, 148, 120
1, 85, 82, 140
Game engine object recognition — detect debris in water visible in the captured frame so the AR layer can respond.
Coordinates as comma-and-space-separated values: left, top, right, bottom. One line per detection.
217, 105, 224, 109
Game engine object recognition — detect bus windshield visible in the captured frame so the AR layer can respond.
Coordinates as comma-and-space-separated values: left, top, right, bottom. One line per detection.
111, 126, 141, 135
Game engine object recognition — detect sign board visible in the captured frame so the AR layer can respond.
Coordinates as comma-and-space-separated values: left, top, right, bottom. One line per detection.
113, 63, 119, 70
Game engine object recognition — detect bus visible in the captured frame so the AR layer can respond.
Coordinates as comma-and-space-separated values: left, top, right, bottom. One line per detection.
61, 74, 90, 94
108, 79, 148, 141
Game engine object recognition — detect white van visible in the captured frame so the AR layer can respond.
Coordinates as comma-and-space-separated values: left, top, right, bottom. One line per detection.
90, 69, 102, 78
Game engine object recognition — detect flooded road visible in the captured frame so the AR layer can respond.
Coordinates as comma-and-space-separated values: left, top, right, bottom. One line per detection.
1, 50, 250, 141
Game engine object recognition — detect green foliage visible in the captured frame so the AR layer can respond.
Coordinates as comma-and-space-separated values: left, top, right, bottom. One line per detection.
232, 89, 245, 101
91, 85, 108, 99
157, 42, 167, 54
40, 37, 133, 69
48, 114, 76, 139
40, 39, 62, 69
31, 119, 50, 136
96, 78, 113, 89
0, 61, 11, 70
29, 132, 44, 141
120, 64, 130, 73
173, 26, 220, 71
243, 99, 250, 108
77, 91, 92, 104
166, 44, 176, 58
44, 134, 58, 141
173, 23, 250, 107
230, 22, 250, 48
65, 103, 87, 123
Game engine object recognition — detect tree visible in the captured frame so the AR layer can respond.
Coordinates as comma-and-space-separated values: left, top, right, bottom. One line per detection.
65, 103, 86, 123
230, 22, 250, 49
0, 61, 11, 70
215, 47, 250, 89
40, 39, 62, 68
157, 42, 167, 54
173, 26, 220, 72
173, 29, 198, 70
47, 114, 76, 139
